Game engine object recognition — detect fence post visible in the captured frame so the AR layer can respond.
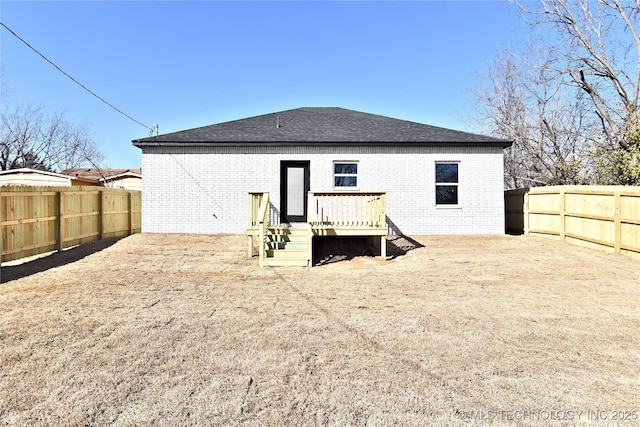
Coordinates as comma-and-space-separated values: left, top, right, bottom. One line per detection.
128, 191, 133, 236
559, 186, 566, 241
614, 189, 621, 254
57, 191, 64, 251
523, 190, 530, 235
99, 190, 105, 240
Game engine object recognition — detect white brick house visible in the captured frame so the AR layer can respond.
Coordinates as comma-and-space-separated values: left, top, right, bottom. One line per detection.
133, 107, 511, 236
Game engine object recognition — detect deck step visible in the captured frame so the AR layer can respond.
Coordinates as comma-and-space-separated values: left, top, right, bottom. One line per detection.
266, 234, 307, 242
265, 242, 308, 251
261, 257, 311, 267
266, 249, 309, 258
267, 230, 308, 238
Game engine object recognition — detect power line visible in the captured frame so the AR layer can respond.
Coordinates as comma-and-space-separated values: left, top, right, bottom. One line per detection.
0, 21, 155, 133
0, 22, 228, 212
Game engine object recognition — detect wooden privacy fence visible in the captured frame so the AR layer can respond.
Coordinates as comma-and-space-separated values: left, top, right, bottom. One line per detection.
1, 186, 141, 262
505, 185, 640, 258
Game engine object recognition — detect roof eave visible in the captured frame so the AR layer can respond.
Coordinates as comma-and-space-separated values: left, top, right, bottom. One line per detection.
132, 140, 513, 149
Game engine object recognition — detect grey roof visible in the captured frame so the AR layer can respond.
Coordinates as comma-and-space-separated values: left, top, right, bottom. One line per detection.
132, 107, 511, 148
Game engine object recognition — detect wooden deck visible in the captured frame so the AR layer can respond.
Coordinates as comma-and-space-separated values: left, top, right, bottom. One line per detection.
247, 191, 387, 267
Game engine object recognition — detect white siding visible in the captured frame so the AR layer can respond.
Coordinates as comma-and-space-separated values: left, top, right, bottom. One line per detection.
141, 145, 506, 235
0, 171, 72, 187
104, 177, 143, 191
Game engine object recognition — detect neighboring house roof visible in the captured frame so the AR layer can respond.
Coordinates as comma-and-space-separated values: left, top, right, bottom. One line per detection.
0, 168, 74, 186
132, 107, 512, 148
61, 168, 142, 183
101, 170, 142, 182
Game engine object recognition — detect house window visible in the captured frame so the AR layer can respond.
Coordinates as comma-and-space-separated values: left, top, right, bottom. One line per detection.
435, 162, 459, 205
334, 162, 358, 188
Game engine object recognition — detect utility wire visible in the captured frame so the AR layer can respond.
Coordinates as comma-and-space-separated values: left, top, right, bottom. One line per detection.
0, 22, 226, 215
0, 24, 232, 216
0, 21, 155, 133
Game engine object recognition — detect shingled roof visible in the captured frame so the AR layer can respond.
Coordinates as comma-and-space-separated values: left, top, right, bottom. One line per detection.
132, 107, 511, 148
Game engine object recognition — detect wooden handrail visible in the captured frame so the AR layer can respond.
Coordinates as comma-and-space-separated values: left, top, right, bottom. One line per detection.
257, 193, 270, 225
246, 191, 270, 260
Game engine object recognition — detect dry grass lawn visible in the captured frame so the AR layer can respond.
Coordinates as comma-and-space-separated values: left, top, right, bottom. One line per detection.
1, 233, 639, 426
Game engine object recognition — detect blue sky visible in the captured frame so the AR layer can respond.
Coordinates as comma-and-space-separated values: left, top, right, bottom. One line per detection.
1, 1, 520, 169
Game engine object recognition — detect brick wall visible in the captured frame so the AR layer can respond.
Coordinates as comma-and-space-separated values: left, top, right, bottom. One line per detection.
141, 145, 506, 235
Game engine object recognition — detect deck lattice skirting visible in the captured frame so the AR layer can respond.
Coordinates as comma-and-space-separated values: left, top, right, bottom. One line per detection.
247, 191, 387, 267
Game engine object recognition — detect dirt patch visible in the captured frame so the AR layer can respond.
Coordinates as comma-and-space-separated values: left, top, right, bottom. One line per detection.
1, 233, 639, 425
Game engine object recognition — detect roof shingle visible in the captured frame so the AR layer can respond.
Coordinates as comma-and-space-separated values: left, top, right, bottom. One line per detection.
132, 107, 511, 147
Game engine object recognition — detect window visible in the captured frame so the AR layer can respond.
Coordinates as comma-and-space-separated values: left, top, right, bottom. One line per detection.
334, 162, 358, 188
435, 162, 459, 205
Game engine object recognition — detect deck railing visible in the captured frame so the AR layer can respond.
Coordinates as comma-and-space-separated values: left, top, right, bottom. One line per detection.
247, 191, 271, 264
247, 191, 270, 229
249, 190, 387, 230
307, 191, 386, 230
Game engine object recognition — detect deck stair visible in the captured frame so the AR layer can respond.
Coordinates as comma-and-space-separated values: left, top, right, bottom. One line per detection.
261, 227, 311, 267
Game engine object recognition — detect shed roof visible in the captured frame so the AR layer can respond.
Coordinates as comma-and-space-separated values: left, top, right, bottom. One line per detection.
0, 168, 74, 180
132, 107, 511, 148
0, 168, 74, 187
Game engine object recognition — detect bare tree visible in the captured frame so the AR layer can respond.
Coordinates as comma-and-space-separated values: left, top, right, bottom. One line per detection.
0, 104, 104, 172
472, 46, 593, 188
509, 0, 640, 184
512, 0, 640, 149
473, 0, 640, 186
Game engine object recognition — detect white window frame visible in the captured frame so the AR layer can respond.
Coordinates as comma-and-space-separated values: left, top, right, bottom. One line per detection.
435, 161, 460, 207
333, 161, 359, 189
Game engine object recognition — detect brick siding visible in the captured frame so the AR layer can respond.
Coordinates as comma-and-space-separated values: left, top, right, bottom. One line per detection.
141, 145, 506, 235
